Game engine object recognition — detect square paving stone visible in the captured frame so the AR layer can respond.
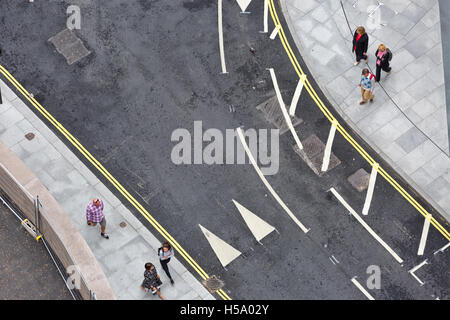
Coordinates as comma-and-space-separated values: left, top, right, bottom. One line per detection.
347, 168, 370, 192
395, 126, 428, 153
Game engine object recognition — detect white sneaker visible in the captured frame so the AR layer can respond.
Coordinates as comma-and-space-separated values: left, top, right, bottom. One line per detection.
354, 61, 360, 66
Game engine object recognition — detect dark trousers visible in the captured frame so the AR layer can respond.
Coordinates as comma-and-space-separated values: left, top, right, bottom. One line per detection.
160, 258, 172, 280
355, 52, 367, 62
375, 64, 391, 82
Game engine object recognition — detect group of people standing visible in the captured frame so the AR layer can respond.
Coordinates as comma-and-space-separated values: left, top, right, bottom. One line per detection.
352, 26, 392, 105
86, 197, 175, 300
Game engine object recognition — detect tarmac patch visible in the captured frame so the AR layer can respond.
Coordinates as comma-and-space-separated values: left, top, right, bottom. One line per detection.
256, 96, 303, 135
48, 29, 91, 65
347, 168, 370, 192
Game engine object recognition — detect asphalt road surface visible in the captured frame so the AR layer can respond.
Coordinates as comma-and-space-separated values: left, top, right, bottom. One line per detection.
0, 0, 448, 299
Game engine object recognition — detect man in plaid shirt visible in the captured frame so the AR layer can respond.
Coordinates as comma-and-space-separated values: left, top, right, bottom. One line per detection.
359, 68, 375, 105
86, 198, 109, 239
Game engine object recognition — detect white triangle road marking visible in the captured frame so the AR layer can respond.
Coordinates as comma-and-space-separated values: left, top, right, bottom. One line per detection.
199, 224, 242, 268
236, 0, 252, 12
232, 199, 275, 242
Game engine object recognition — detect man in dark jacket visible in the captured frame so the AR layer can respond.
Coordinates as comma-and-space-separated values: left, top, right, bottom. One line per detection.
352, 26, 369, 66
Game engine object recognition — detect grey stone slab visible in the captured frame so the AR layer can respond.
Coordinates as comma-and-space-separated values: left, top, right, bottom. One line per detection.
0, 126, 26, 148
324, 75, 354, 104
382, 68, 415, 94
425, 176, 450, 200
405, 20, 428, 41
404, 54, 436, 77
46, 157, 75, 180
404, 31, 440, 58
357, 101, 400, 136
371, 121, 404, 149
387, 0, 413, 13
114, 204, 142, 231
428, 63, 445, 87
410, 97, 439, 119
387, 13, 416, 35
417, 114, 445, 142
310, 4, 331, 23
310, 24, 334, 44
0, 80, 18, 102
422, 152, 450, 181
383, 141, 408, 162
396, 140, 441, 174
289, 0, 320, 14
372, 26, 405, 51
293, 14, 317, 33
421, 3, 440, 28
0, 98, 12, 115
395, 126, 428, 153
412, 0, 437, 11
0, 107, 24, 128
392, 91, 416, 111
426, 44, 444, 65
389, 113, 415, 136
402, 2, 427, 23
410, 167, 436, 187
310, 43, 337, 65
405, 74, 438, 101
18, 131, 49, 154
427, 85, 446, 106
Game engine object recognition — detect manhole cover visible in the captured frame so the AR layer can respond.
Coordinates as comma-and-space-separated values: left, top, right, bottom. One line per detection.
48, 28, 91, 65
347, 168, 370, 192
119, 221, 127, 228
293, 134, 341, 176
25, 133, 35, 140
202, 275, 224, 293
256, 96, 303, 135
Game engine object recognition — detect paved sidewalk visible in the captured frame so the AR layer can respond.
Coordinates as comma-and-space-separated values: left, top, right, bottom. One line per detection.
282, 0, 450, 222
0, 79, 215, 300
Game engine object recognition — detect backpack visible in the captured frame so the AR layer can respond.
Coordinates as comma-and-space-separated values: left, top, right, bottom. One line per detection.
386, 48, 393, 61
368, 72, 376, 82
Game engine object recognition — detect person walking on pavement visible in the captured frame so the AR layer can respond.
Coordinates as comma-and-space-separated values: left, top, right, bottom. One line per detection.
86, 198, 109, 239
158, 241, 175, 285
375, 44, 392, 82
141, 262, 166, 300
359, 68, 375, 105
352, 26, 369, 66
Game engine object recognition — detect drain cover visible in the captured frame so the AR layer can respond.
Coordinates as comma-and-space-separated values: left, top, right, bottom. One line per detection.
48, 28, 91, 65
119, 221, 127, 228
347, 169, 370, 192
25, 133, 35, 140
202, 275, 224, 293
256, 96, 303, 135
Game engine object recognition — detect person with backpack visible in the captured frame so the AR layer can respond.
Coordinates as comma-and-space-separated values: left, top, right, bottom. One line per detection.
158, 241, 175, 285
352, 26, 369, 66
359, 68, 376, 105
375, 44, 392, 82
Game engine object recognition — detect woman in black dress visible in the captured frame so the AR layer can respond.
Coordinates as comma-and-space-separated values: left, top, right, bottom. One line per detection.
374, 43, 391, 82
141, 262, 166, 300
352, 26, 369, 66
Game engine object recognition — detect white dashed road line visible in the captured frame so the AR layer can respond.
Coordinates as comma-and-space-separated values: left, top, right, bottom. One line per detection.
218, 0, 227, 74
288, 75, 306, 117
417, 216, 431, 256
269, 26, 279, 40
362, 163, 378, 216
321, 120, 337, 172
351, 277, 375, 300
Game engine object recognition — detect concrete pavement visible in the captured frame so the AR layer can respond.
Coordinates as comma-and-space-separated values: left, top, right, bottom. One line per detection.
281, 0, 450, 222
0, 78, 215, 300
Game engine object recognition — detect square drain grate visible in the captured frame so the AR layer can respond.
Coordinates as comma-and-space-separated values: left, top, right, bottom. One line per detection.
48, 29, 91, 65
202, 275, 224, 293
256, 96, 303, 135
347, 168, 370, 192
293, 134, 341, 176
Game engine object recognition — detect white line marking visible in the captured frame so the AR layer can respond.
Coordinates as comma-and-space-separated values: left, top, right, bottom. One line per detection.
321, 121, 337, 172
289, 75, 306, 117
351, 277, 375, 300
218, 0, 227, 74
269, 26, 279, 40
434, 242, 450, 255
232, 199, 275, 242
329, 257, 336, 265
330, 188, 404, 264
261, 0, 268, 33
408, 259, 428, 286
268, 68, 303, 150
236, 0, 252, 12
417, 216, 431, 256
199, 224, 241, 267
362, 163, 378, 215
331, 255, 340, 264
236, 127, 310, 233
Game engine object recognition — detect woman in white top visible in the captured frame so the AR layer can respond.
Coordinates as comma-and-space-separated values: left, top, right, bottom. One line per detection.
159, 241, 175, 285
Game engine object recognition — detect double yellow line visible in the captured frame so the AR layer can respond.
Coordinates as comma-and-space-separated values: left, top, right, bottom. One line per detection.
268, 0, 450, 241
0, 65, 231, 300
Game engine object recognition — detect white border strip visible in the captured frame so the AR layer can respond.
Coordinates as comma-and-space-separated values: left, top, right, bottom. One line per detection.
362, 163, 378, 215
321, 121, 337, 172
434, 242, 450, 255
417, 216, 431, 256
408, 259, 428, 286
330, 188, 404, 264
262, 0, 268, 33
218, 0, 227, 74
268, 68, 303, 150
289, 75, 306, 117
236, 127, 309, 233
351, 277, 375, 300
